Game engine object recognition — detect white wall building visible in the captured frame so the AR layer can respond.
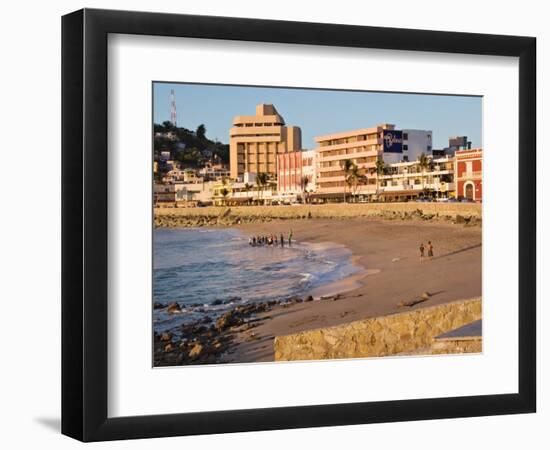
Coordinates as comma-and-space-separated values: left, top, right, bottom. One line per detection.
377, 156, 455, 201
198, 165, 231, 181
402, 129, 433, 162
380, 128, 433, 165
154, 181, 216, 205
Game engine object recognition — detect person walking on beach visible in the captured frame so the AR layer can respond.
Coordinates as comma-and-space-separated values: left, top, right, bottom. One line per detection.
280, 233, 284, 248
288, 230, 293, 246
419, 242, 425, 262
427, 241, 434, 259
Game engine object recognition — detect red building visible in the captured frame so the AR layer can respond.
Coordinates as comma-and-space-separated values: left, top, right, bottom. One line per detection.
277, 151, 302, 194
277, 150, 316, 196
454, 148, 482, 202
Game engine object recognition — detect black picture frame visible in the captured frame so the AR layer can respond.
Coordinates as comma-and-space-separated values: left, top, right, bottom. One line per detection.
62, 8, 536, 442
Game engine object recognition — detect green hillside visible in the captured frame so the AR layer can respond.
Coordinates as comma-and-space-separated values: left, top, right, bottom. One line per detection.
153, 121, 229, 167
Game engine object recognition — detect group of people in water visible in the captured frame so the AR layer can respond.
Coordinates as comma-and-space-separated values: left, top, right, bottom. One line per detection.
419, 241, 434, 261
249, 231, 294, 248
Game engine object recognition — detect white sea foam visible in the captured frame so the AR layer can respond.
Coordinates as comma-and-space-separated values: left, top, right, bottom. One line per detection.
153, 228, 363, 332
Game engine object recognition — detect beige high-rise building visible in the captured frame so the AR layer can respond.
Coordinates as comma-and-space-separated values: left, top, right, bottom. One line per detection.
315, 124, 395, 196
230, 104, 301, 180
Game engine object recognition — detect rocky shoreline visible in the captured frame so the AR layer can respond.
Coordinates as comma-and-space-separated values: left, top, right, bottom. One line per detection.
154, 207, 481, 228
154, 294, 325, 366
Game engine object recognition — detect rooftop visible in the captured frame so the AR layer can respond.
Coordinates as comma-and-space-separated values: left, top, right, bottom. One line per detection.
314, 124, 395, 142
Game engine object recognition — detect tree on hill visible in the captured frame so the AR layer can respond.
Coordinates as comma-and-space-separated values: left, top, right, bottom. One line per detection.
153, 122, 230, 165
174, 147, 205, 167
196, 124, 206, 139
162, 120, 175, 131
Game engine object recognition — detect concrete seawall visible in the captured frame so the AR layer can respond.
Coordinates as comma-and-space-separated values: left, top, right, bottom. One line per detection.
154, 203, 482, 227
273, 297, 482, 361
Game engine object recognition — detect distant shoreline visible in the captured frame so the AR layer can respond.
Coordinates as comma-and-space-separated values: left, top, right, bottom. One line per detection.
154, 202, 482, 229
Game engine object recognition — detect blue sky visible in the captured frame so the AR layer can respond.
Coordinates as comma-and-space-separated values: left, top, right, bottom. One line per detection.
153, 82, 482, 149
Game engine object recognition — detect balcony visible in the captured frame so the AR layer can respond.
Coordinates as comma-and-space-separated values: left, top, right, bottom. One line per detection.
457, 171, 482, 180
318, 166, 345, 173
318, 148, 379, 162
316, 138, 381, 152
318, 175, 346, 183
356, 161, 376, 170
379, 181, 456, 193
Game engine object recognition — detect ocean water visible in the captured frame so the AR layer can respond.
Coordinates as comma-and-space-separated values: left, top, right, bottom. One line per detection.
153, 228, 361, 333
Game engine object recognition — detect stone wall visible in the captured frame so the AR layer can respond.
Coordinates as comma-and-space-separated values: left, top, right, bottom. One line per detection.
154, 203, 482, 227
430, 337, 482, 355
273, 298, 482, 361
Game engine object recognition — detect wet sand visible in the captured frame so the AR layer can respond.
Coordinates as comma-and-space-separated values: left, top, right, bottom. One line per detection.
220, 217, 482, 363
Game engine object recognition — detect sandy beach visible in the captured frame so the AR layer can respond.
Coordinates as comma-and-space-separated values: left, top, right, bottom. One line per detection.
217, 217, 482, 363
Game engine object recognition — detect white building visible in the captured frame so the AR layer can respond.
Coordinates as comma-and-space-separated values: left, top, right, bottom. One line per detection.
154, 181, 216, 205
163, 167, 201, 183
381, 129, 432, 164
402, 129, 433, 162
377, 155, 455, 201
198, 165, 231, 181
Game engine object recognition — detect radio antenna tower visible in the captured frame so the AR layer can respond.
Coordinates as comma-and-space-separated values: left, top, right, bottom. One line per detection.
170, 89, 177, 127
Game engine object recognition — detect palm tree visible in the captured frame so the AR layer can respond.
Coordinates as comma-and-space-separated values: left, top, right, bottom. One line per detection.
348, 164, 361, 202
301, 175, 309, 203
418, 153, 430, 197
220, 187, 229, 206
244, 183, 253, 205
375, 159, 386, 202
341, 159, 354, 203
255, 172, 268, 204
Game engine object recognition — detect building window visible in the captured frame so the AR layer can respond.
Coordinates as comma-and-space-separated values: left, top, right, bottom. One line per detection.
427, 145, 432, 152
403, 144, 408, 151
403, 133, 408, 140
403, 156, 409, 162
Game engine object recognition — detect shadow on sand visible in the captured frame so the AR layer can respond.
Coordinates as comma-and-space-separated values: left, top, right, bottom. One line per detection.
433, 243, 482, 260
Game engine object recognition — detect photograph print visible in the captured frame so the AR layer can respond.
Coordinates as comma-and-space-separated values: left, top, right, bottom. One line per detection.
152, 82, 482, 367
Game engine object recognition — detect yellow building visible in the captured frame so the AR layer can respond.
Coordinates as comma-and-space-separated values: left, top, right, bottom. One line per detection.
229, 104, 301, 180
212, 182, 233, 206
